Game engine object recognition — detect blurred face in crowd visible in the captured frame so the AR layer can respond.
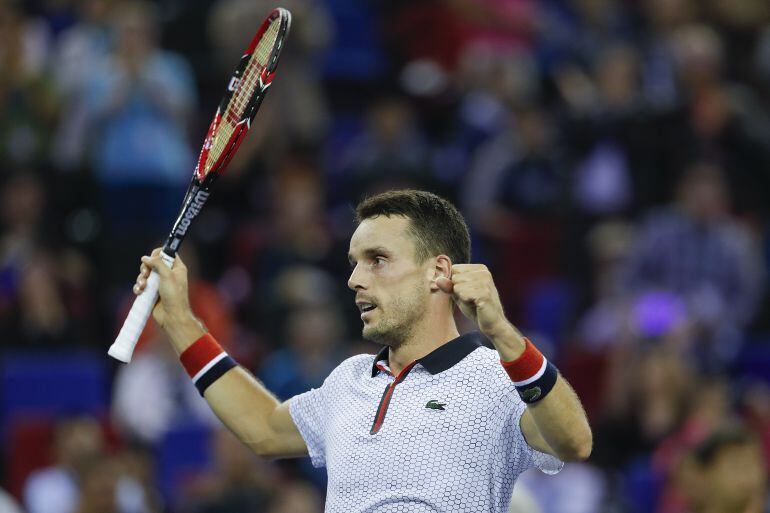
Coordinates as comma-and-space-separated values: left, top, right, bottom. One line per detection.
348, 215, 437, 347
55, 417, 105, 471
644, 0, 695, 31
267, 483, 323, 513
677, 164, 729, 221
77, 457, 120, 513
113, 2, 158, 62
672, 25, 724, 88
694, 441, 766, 512
596, 45, 639, 108
287, 306, 341, 357
1, 175, 44, 233
368, 99, 412, 146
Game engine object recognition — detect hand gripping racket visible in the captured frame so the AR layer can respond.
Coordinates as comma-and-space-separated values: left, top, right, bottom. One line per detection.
108, 8, 291, 363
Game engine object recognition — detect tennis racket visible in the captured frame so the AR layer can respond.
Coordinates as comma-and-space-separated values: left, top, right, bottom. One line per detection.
108, 7, 291, 363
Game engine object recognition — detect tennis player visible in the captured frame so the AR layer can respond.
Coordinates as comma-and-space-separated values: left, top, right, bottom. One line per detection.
137, 190, 591, 512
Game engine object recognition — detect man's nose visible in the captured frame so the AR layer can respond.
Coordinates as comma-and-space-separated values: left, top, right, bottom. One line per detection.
347, 264, 367, 291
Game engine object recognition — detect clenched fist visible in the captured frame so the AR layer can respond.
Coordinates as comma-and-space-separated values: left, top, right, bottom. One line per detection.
435, 264, 525, 359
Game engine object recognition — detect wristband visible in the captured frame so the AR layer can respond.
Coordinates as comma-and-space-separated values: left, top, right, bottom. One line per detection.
180, 333, 237, 396
501, 338, 558, 404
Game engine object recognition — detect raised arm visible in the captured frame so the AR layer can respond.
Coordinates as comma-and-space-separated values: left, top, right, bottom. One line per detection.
137, 249, 308, 458
436, 264, 592, 462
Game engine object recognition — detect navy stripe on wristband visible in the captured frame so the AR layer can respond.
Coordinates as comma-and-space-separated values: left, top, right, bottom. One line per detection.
194, 355, 237, 396
515, 361, 558, 404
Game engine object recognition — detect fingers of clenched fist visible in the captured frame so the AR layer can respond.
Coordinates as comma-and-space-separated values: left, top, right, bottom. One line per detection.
446, 264, 496, 302
436, 263, 509, 335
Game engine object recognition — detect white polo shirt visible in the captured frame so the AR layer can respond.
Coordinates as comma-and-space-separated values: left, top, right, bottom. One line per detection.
289, 331, 563, 513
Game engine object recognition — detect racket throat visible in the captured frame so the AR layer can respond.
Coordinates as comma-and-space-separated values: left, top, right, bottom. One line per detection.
166, 182, 213, 252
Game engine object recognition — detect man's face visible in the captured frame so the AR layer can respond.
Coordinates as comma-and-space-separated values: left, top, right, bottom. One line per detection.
347, 216, 432, 347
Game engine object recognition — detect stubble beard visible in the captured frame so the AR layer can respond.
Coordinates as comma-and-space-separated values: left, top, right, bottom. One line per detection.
362, 283, 428, 349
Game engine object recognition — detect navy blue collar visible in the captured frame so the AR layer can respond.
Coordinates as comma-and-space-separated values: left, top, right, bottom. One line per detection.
370, 331, 485, 377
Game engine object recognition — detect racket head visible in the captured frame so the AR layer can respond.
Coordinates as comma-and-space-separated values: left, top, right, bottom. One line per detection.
194, 7, 291, 183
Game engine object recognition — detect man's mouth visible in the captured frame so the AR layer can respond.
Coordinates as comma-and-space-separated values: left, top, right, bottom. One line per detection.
356, 300, 378, 319
356, 301, 377, 313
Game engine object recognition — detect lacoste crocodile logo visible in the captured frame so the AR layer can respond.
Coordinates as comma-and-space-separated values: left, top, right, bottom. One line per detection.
521, 386, 542, 402
425, 400, 446, 410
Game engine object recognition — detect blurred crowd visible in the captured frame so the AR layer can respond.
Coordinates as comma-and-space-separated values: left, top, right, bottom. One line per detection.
1, 0, 769, 512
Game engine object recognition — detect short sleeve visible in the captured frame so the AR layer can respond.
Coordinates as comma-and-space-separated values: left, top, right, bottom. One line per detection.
289, 387, 327, 468
511, 401, 564, 475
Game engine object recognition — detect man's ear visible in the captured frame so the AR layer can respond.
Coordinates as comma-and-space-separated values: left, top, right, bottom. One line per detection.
429, 255, 452, 291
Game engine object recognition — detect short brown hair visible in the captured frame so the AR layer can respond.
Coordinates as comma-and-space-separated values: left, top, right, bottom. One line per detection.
355, 190, 471, 264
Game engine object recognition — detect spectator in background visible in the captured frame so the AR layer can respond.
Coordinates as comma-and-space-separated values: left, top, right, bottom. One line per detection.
558, 42, 642, 216
452, 48, 537, 156
0, 173, 47, 318
667, 24, 770, 214
11, 250, 76, 347
574, 220, 636, 352
638, 0, 697, 108
463, 103, 565, 239
50, 0, 115, 104
339, 95, 433, 200
259, 304, 346, 400
0, 1, 57, 167
676, 424, 767, 513
0, 172, 99, 346
252, 161, 348, 341
622, 163, 765, 366
539, 0, 631, 74
704, 0, 769, 83
264, 482, 323, 513
181, 428, 275, 513
462, 102, 566, 319
654, 378, 735, 513
55, 0, 196, 281
51, 0, 116, 170
596, 339, 697, 469
24, 416, 153, 513
74, 456, 122, 513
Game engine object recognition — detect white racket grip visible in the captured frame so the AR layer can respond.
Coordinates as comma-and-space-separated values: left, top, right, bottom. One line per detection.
108, 252, 175, 363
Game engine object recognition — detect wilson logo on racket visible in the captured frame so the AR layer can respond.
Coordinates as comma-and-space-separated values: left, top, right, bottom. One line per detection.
174, 190, 210, 237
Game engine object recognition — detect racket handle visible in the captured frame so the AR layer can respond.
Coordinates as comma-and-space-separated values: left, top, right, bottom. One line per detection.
108, 252, 175, 363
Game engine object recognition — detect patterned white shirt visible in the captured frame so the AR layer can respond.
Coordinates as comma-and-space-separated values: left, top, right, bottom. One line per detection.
289, 331, 563, 513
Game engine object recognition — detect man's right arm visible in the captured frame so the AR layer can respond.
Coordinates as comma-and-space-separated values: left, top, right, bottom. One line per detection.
204, 367, 309, 458
138, 249, 309, 459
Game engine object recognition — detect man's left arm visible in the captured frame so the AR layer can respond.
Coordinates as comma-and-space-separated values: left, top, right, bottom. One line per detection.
436, 264, 592, 462
500, 334, 593, 462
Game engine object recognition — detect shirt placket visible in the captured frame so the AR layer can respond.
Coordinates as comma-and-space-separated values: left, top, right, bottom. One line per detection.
370, 361, 417, 435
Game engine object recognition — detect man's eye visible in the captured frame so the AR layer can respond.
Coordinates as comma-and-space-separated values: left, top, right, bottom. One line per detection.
373, 257, 386, 266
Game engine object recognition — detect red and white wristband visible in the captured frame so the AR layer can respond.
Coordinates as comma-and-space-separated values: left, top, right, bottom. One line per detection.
180, 333, 237, 396
501, 338, 558, 404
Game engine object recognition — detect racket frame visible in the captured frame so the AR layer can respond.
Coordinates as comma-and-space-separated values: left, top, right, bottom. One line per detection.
109, 8, 291, 363
164, 7, 291, 259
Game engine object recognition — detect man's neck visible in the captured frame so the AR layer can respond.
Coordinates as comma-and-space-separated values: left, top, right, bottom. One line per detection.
386, 311, 459, 376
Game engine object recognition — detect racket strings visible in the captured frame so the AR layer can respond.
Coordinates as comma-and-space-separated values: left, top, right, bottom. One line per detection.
205, 19, 281, 174
226, 21, 278, 123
